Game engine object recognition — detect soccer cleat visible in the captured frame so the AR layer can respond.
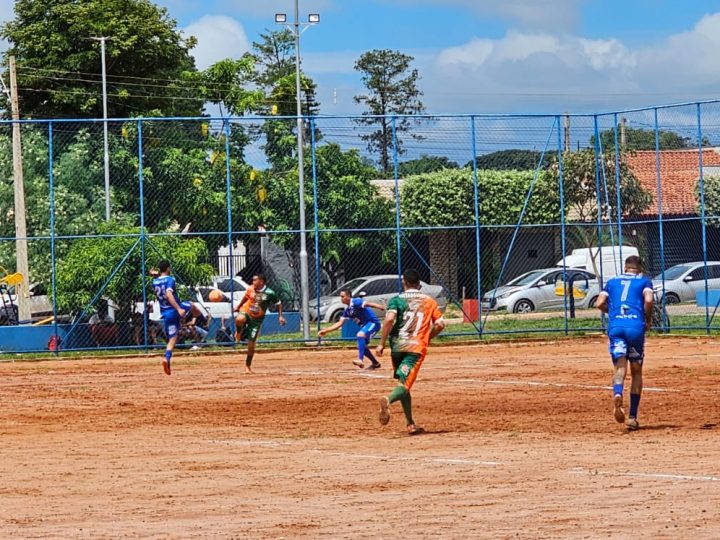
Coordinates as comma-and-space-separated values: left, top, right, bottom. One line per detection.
626, 417, 640, 431
378, 396, 390, 425
352, 358, 364, 368
365, 362, 381, 370
162, 358, 171, 376
613, 394, 625, 423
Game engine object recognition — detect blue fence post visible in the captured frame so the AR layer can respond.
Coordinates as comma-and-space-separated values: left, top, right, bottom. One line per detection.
222, 119, 238, 350
653, 108, 669, 331
592, 115, 606, 289
557, 116, 568, 335
696, 103, 710, 333
470, 116, 482, 336
310, 118, 322, 339
391, 116, 402, 289
137, 119, 149, 350
48, 121, 59, 353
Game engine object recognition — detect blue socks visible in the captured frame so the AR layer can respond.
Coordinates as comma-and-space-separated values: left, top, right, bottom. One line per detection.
629, 393, 641, 418
165, 350, 172, 363
613, 383, 623, 397
358, 336, 379, 365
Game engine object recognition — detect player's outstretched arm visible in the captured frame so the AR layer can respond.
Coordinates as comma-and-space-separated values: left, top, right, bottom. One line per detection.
364, 301, 386, 311
318, 318, 346, 337
376, 312, 396, 356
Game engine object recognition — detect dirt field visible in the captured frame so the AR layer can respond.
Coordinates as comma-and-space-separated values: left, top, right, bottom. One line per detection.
1, 336, 720, 539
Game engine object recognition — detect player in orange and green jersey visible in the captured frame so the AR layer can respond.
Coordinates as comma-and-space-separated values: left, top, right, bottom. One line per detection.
375, 269, 445, 435
234, 273, 286, 374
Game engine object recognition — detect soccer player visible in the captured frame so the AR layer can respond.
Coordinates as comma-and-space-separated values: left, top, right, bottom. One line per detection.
595, 255, 654, 431
234, 273, 286, 374
151, 260, 201, 375
375, 269, 445, 435
317, 288, 385, 369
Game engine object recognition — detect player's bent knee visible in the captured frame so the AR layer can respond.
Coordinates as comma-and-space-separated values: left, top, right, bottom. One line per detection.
356, 331, 366, 338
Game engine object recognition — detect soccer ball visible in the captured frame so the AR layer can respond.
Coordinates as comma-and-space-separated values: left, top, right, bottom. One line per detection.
208, 289, 225, 302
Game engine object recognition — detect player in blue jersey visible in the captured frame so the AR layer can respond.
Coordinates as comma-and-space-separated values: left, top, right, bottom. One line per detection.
151, 260, 201, 376
317, 287, 385, 369
596, 255, 654, 431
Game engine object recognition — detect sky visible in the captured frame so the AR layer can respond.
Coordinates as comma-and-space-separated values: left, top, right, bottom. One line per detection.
3, 0, 720, 116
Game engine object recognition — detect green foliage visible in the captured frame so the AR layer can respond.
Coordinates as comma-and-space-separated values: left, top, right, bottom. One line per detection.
54, 223, 213, 315
592, 126, 695, 152
184, 58, 264, 117
465, 150, 544, 170
354, 49, 425, 175
1, 0, 202, 118
263, 143, 394, 282
697, 175, 720, 225
399, 155, 458, 176
400, 168, 560, 227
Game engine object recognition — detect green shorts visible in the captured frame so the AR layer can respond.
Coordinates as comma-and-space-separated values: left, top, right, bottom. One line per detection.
391, 351, 423, 390
239, 316, 263, 342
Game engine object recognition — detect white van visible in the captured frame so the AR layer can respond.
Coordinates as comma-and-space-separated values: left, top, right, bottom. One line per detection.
556, 246, 639, 279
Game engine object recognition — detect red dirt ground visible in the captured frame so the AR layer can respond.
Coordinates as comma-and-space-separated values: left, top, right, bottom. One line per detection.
1, 336, 720, 538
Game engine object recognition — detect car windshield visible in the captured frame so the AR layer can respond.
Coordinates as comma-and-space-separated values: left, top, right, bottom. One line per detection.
330, 278, 366, 296
654, 264, 692, 281
506, 270, 547, 287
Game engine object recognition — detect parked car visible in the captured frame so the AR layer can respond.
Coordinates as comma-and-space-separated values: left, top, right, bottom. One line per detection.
557, 245, 639, 279
310, 274, 448, 323
652, 261, 720, 304
138, 276, 251, 321
0, 282, 53, 325
482, 268, 599, 314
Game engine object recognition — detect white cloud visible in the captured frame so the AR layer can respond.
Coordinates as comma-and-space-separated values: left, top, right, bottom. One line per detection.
183, 15, 250, 70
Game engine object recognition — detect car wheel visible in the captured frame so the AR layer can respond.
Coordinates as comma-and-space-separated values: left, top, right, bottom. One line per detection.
588, 296, 598, 308
329, 310, 344, 323
512, 299, 535, 314
664, 292, 680, 304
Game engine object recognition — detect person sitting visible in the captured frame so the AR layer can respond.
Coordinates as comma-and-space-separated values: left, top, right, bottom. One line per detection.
89, 299, 118, 347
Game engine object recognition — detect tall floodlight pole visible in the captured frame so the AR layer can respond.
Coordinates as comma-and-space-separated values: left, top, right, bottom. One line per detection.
275, 4, 319, 340
91, 36, 111, 221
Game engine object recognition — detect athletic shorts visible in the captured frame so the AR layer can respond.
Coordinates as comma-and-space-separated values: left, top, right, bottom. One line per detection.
161, 301, 193, 339
390, 351, 424, 390
608, 325, 646, 364
358, 321, 381, 340
238, 315, 263, 342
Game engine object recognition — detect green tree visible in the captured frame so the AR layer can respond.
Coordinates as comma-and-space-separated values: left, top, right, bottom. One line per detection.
697, 175, 720, 225
263, 143, 394, 288
54, 223, 213, 319
354, 49, 425, 175
1, 0, 201, 118
399, 154, 458, 176
593, 126, 700, 152
245, 29, 320, 169
465, 149, 544, 170
185, 58, 264, 117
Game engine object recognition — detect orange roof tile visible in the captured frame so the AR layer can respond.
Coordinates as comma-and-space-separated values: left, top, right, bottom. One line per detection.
625, 148, 720, 216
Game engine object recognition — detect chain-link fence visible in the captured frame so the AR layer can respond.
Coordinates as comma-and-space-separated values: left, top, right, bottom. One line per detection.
2, 101, 720, 352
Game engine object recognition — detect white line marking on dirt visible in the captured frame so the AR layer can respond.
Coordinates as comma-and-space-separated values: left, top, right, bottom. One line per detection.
569, 467, 720, 482
316, 451, 500, 467
455, 379, 678, 393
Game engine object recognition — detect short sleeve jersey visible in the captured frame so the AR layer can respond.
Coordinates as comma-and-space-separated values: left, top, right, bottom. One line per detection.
240, 286, 280, 320
342, 298, 380, 326
386, 290, 443, 355
153, 275, 181, 314
602, 273, 653, 329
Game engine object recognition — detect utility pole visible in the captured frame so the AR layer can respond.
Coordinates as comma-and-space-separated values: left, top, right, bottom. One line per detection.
91, 36, 111, 221
563, 112, 570, 152
9, 55, 31, 323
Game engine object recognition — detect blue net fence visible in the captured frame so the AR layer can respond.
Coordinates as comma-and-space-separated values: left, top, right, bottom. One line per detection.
2, 100, 720, 353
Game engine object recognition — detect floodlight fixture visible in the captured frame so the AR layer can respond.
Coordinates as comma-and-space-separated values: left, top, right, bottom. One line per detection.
275, 13, 287, 23
308, 13, 320, 23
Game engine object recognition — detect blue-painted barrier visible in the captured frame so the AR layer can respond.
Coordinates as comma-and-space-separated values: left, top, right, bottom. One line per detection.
695, 290, 720, 307
0, 312, 300, 354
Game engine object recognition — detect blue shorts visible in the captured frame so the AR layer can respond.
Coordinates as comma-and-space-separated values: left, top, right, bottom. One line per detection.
608, 325, 646, 364
358, 321, 381, 340
161, 301, 193, 339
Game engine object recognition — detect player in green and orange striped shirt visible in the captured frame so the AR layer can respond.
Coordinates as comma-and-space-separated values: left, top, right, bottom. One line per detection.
375, 269, 445, 435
